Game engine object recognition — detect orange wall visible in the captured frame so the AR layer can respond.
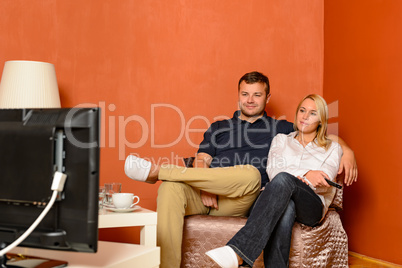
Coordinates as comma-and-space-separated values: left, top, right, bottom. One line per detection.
0, 0, 323, 244
324, 0, 402, 264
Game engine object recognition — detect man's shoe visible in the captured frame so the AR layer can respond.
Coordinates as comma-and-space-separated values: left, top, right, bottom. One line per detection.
205, 246, 238, 268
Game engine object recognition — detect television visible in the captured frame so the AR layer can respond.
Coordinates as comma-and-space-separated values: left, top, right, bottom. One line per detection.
0, 108, 100, 262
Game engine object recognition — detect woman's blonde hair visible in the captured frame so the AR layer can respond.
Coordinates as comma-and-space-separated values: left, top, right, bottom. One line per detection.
293, 94, 332, 149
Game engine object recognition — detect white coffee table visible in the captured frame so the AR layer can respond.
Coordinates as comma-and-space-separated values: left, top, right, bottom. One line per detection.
99, 206, 157, 246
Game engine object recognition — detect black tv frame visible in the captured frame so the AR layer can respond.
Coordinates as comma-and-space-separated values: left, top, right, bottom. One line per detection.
0, 108, 100, 256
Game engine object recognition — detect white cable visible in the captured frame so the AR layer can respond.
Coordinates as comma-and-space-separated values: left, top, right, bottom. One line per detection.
0, 172, 67, 256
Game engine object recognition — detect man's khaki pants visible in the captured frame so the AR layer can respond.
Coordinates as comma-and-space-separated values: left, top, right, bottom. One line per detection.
156, 164, 261, 268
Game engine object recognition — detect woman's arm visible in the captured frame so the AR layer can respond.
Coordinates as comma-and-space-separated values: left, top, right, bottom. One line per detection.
327, 134, 358, 186
301, 142, 342, 188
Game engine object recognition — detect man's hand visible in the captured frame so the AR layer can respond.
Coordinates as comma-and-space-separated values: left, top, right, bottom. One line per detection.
193, 153, 212, 168
194, 153, 218, 209
328, 134, 358, 186
200, 190, 218, 210
338, 148, 358, 186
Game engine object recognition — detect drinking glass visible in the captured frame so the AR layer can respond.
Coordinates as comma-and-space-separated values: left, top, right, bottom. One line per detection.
99, 186, 105, 209
104, 183, 122, 206
112, 182, 122, 194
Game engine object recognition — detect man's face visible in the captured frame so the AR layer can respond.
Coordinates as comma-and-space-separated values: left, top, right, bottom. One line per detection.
238, 81, 270, 122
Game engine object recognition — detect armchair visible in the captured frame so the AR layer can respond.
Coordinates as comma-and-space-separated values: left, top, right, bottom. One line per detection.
180, 158, 348, 267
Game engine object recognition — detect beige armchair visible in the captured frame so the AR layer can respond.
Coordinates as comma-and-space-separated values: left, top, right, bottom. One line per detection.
180, 158, 348, 267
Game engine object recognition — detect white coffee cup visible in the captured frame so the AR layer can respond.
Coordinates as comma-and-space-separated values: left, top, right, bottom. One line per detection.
112, 193, 140, 209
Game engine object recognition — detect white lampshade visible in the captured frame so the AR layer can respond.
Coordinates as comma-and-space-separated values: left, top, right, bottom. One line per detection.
0, 60, 61, 108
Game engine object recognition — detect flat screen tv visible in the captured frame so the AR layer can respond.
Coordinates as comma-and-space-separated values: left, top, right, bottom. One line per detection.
0, 108, 100, 259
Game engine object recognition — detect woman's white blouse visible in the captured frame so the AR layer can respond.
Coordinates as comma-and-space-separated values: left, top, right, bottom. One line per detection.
266, 132, 343, 216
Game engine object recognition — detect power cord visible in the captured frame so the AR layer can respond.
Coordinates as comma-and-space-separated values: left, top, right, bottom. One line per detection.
0, 172, 67, 256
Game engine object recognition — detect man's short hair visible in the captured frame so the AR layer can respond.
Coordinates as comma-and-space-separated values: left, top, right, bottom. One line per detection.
238, 71, 270, 95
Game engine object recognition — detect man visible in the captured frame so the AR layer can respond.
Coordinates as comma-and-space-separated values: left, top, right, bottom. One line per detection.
125, 71, 357, 268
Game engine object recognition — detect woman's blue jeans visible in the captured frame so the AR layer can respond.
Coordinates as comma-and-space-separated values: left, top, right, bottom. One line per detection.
227, 172, 323, 267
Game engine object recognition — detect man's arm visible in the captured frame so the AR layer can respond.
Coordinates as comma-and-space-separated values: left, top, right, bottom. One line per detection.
328, 134, 358, 186
193, 152, 219, 210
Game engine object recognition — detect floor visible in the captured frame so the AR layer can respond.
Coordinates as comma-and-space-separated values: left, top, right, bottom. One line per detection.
349, 253, 402, 268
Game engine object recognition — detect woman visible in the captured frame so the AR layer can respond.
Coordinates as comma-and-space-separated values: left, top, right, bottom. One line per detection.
206, 94, 343, 268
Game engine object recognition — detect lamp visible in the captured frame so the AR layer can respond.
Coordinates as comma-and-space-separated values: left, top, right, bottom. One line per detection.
0, 60, 61, 108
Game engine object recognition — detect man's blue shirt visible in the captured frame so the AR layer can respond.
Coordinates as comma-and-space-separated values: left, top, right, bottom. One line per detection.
198, 111, 293, 186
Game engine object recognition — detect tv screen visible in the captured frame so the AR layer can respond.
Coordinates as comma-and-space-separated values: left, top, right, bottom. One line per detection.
0, 108, 100, 253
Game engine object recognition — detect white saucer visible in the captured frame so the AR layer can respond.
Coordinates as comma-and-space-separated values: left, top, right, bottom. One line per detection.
104, 205, 141, 213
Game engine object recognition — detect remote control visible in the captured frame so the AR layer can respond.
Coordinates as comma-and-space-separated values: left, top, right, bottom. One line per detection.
325, 178, 342, 189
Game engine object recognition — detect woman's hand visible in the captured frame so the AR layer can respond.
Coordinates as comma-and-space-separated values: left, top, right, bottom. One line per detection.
299, 171, 331, 188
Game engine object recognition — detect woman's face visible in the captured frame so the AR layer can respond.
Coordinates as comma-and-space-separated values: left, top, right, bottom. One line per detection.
296, 98, 321, 135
